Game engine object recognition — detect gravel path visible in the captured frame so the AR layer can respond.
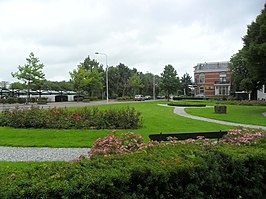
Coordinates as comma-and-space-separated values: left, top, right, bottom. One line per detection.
0, 146, 90, 162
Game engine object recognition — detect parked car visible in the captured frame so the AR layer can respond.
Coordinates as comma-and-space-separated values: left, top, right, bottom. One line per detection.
157, 96, 165, 99
134, 95, 145, 101
144, 95, 152, 100
195, 93, 205, 98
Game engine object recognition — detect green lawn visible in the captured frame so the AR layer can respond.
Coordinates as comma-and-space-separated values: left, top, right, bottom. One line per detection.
185, 105, 266, 126
0, 101, 233, 148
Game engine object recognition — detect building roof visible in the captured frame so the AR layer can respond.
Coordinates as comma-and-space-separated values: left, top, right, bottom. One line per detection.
194, 61, 229, 72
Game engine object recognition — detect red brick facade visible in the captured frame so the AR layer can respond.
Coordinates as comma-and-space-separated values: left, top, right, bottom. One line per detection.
194, 62, 231, 97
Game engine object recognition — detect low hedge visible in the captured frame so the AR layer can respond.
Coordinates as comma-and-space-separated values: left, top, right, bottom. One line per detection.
216, 100, 266, 106
0, 143, 265, 198
168, 102, 206, 107
0, 106, 143, 129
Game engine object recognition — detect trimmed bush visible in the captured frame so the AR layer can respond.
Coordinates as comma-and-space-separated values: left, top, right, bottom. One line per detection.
215, 100, 266, 106
0, 142, 265, 198
117, 96, 133, 101
0, 106, 143, 129
168, 102, 206, 107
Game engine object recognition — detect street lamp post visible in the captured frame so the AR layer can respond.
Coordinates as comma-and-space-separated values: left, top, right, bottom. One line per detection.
95, 52, 108, 104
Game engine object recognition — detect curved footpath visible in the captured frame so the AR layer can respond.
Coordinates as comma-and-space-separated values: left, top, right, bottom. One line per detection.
172, 106, 266, 130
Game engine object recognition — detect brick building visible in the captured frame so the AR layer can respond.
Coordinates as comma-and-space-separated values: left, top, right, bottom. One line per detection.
194, 61, 231, 97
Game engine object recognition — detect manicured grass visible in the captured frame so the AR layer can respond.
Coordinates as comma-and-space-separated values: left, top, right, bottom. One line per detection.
185, 105, 266, 126
0, 101, 233, 148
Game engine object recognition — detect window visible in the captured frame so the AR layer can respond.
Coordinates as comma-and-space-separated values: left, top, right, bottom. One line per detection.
199, 86, 205, 94
199, 73, 205, 84
264, 85, 266, 93
219, 72, 226, 83
215, 86, 230, 96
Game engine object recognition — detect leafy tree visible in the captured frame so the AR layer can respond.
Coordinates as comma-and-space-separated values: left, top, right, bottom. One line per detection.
0, 81, 9, 89
242, 3, 266, 89
107, 66, 120, 98
141, 72, 154, 96
180, 73, 192, 96
229, 50, 256, 93
70, 63, 103, 98
161, 64, 180, 100
9, 82, 27, 90
127, 74, 144, 95
116, 63, 133, 97
83, 55, 103, 72
230, 4, 266, 99
11, 52, 45, 101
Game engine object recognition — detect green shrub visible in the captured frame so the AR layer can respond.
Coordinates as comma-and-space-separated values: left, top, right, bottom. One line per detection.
117, 96, 133, 101
0, 143, 265, 198
216, 100, 266, 106
0, 106, 143, 129
168, 101, 206, 107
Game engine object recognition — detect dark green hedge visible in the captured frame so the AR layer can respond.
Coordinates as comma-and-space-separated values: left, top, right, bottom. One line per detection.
0, 144, 265, 199
0, 106, 143, 129
0, 97, 48, 104
168, 102, 206, 107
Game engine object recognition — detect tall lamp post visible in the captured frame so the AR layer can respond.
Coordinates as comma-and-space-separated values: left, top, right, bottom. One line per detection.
95, 52, 108, 104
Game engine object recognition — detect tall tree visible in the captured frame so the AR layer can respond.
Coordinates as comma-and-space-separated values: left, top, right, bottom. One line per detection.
161, 64, 180, 100
180, 73, 192, 96
70, 63, 103, 98
127, 74, 144, 96
230, 4, 266, 99
229, 50, 255, 93
11, 52, 45, 101
116, 63, 132, 97
9, 82, 26, 90
242, 3, 266, 89
141, 72, 154, 96
0, 81, 9, 89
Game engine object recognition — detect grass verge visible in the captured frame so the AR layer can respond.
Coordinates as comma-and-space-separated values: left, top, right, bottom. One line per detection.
185, 105, 266, 126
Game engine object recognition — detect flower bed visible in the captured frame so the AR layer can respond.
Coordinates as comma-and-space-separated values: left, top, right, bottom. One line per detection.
0, 106, 143, 129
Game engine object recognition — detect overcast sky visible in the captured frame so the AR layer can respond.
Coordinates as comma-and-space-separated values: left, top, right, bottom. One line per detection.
0, 0, 265, 83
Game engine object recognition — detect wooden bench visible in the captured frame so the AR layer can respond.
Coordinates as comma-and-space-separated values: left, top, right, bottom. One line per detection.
149, 131, 228, 142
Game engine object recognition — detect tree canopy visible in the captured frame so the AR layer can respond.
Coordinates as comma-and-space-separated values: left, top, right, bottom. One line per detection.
161, 64, 180, 100
11, 52, 45, 99
230, 4, 266, 98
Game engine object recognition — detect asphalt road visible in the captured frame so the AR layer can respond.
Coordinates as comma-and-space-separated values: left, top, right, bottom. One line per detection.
0, 99, 156, 111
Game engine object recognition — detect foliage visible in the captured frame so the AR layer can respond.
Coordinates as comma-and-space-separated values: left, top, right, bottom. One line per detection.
0, 106, 143, 130
161, 64, 180, 100
243, 4, 266, 88
180, 73, 193, 96
127, 74, 144, 96
69, 62, 103, 97
230, 4, 266, 98
0, 97, 48, 104
220, 128, 265, 146
168, 101, 206, 107
217, 99, 266, 106
11, 52, 45, 100
0, 137, 265, 198
229, 50, 254, 93
90, 132, 149, 157
116, 96, 133, 101
9, 82, 27, 90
